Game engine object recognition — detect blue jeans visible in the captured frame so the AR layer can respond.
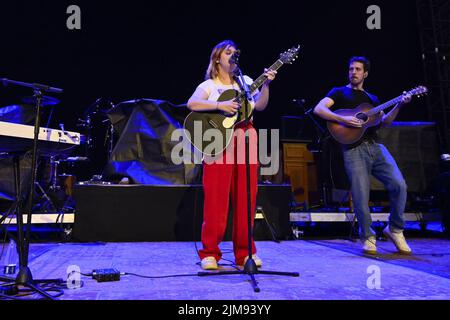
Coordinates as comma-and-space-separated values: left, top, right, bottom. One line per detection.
342, 141, 407, 240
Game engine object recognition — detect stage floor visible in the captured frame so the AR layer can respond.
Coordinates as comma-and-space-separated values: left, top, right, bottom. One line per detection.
7, 236, 450, 300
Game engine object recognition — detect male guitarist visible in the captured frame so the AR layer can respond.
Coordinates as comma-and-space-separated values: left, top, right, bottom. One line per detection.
313, 56, 412, 255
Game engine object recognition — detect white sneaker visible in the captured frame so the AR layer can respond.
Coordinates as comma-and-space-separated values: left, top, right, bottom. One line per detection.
362, 237, 377, 255
383, 226, 412, 255
242, 255, 262, 267
201, 256, 218, 270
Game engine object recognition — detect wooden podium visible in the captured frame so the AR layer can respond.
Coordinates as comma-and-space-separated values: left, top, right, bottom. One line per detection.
282, 141, 318, 206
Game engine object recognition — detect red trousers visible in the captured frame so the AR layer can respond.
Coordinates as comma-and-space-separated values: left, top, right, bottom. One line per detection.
199, 123, 258, 265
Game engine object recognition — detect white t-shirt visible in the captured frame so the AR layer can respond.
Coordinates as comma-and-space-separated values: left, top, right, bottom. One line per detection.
197, 76, 259, 103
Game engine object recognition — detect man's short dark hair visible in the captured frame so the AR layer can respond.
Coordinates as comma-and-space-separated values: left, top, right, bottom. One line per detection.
349, 56, 370, 73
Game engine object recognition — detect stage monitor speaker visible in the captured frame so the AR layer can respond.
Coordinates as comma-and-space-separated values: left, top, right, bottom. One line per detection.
370, 122, 440, 193
72, 184, 292, 242
432, 172, 450, 236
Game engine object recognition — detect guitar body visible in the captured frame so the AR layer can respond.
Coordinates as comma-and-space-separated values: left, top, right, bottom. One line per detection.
327, 103, 382, 145
183, 89, 254, 156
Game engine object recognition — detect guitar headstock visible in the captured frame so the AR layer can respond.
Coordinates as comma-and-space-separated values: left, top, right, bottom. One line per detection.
279, 45, 301, 64
408, 85, 429, 97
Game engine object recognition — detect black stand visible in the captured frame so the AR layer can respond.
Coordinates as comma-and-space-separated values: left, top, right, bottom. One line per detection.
0, 79, 64, 299
34, 180, 60, 213
298, 102, 332, 208
293, 100, 358, 241
256, 206, 280, 243
198, 63, 299, 292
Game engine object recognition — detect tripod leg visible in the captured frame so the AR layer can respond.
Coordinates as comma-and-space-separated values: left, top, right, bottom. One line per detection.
0, 275, 15, 282
248, 273, 260, 292
258, 208, 280, 243
0, 205, 15, 224
34, 182, 58, 213
257, 270, 300, 277
24, 281, 56, 300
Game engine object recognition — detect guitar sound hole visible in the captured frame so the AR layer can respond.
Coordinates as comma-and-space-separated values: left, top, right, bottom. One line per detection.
355, 113, 368, 122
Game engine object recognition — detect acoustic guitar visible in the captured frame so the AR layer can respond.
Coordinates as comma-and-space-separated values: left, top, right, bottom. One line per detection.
327, 86, 428, 145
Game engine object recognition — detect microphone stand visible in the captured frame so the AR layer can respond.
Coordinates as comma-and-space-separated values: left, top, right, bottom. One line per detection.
197, 62, 299, 292
0, 78, 64, 299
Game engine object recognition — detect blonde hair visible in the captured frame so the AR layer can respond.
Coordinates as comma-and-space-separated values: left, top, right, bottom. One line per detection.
205, 40, 237, 80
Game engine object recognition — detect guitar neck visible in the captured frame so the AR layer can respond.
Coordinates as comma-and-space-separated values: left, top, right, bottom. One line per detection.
249, 59, 284, 93
367, 95, 404, 116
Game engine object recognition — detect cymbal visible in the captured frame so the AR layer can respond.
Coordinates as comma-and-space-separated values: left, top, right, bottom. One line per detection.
22, 95, 60, 106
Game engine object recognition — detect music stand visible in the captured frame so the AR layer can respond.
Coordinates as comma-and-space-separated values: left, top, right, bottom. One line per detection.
292, 99, 358, 240
197, 61, 299, 292
0, 78, 64, 299
292, 99, 333, 208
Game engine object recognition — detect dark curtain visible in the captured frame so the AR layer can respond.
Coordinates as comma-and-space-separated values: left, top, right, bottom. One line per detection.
102, 99, 201, 185
0, 104, 37, 125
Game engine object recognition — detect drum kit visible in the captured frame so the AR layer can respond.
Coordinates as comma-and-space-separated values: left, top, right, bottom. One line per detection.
36, 156, 91, 213
13, 96, 115, 214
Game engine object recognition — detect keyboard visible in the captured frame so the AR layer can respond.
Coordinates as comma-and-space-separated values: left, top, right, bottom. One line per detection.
0, 121, 81, 155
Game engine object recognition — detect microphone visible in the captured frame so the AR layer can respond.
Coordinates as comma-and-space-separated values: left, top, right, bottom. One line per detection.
229, 50, 241, 64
